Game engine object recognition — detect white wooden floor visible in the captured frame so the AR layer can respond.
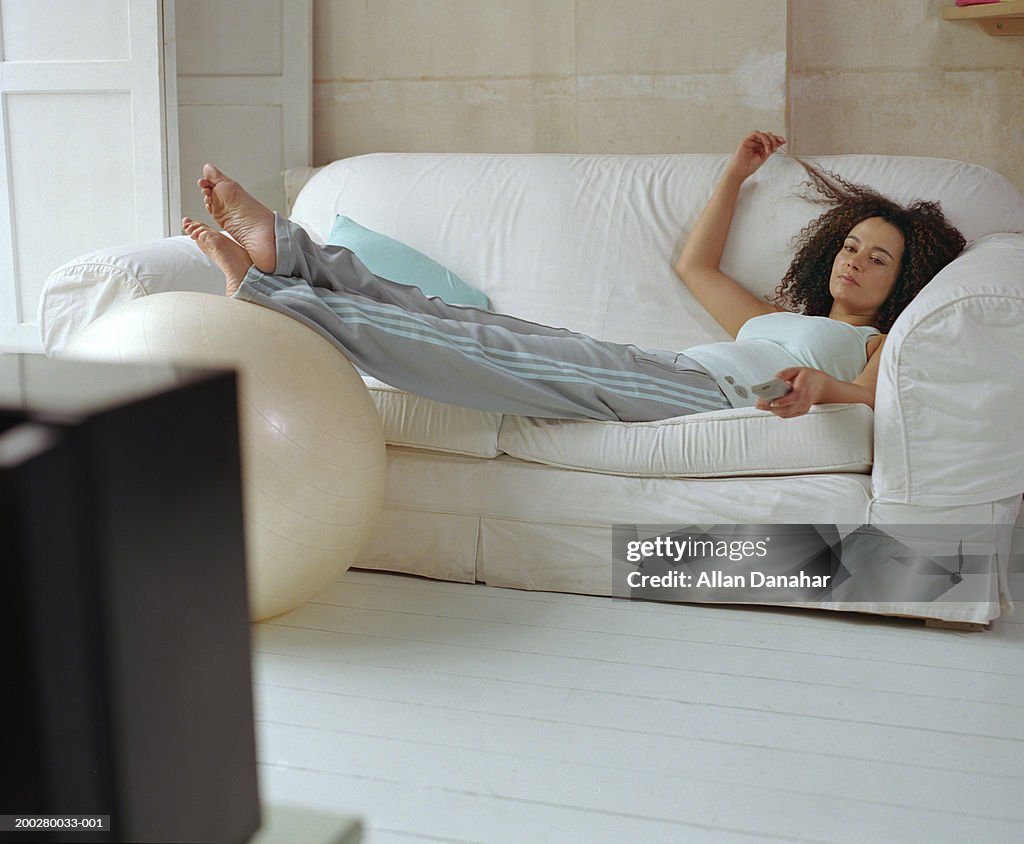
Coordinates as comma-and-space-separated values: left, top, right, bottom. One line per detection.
251, 569, 1024, 844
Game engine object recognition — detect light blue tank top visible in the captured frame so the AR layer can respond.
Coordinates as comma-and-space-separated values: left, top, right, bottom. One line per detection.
685, 313, 881, 408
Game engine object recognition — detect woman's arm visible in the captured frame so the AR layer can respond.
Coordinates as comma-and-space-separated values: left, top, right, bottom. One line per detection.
675, 131, 787, 338
756, 337, 888, 418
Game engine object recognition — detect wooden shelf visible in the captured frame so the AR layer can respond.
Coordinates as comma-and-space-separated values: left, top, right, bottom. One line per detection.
943, 1, 1024, 35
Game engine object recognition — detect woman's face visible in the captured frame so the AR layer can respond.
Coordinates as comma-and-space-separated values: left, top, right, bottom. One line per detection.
829, 217, 905, 322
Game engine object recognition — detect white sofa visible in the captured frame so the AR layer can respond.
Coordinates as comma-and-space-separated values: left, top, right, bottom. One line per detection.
40, 153, 1024, 625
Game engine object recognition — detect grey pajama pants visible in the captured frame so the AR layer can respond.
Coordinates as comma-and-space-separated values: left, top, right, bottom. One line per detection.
233, 216, 730, 422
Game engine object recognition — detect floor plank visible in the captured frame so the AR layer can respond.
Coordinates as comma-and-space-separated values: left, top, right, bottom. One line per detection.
252, 570, 1024, 843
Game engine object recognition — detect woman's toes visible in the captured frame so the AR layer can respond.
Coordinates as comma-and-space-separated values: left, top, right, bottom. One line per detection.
182, 218, 203, 238
202, 163, 226, 184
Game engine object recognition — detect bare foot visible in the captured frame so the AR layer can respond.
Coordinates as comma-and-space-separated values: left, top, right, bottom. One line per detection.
183, 217, 253, 297
197, 164, 277, 273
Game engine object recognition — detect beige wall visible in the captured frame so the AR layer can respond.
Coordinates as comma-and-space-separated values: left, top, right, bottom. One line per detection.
791, 0, 1024, 191
313, 0, 787, 158
313, 0, 1023, 190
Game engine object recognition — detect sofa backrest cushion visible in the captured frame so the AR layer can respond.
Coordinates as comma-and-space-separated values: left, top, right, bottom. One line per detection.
290, 153, 1024, 354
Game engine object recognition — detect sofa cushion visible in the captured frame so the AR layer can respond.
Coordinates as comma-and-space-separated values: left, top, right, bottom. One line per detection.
363, 377, 502, 458
497, 403, 873, 478
328, 215, 491, 309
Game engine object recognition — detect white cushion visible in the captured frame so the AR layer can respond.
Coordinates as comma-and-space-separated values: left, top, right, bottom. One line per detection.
497, 403, 874, 478
363, 377, 502, 458
39, 236, 223, 354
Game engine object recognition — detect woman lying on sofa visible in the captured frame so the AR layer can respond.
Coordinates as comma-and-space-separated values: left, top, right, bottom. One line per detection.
181, 131, 965, 423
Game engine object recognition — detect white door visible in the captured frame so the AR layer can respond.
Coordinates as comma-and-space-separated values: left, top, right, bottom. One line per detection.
0, 0, 178, 353
174, 0, 311, 221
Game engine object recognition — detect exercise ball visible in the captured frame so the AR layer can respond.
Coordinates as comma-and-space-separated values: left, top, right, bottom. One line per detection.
63, 291, 387, 620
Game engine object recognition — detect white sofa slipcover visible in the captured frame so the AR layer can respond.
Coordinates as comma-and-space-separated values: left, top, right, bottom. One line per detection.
40, 152, 1024, 624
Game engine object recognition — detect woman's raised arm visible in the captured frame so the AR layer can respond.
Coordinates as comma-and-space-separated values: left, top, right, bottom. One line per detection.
675, 131, 787, 337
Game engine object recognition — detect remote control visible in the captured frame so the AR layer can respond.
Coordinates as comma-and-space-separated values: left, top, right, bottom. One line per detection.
751, 377, 792, 402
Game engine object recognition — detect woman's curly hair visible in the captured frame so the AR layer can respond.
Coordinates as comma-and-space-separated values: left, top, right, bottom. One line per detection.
770, 159, 967, 333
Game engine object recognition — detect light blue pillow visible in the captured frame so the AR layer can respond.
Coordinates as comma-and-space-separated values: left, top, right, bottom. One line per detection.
327, 215, 491, 310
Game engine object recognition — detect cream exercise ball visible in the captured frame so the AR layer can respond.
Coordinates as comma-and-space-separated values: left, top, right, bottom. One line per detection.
63, 291, 387, 620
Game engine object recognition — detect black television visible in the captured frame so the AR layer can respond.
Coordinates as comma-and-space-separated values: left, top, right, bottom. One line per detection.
2, 355, 259, 843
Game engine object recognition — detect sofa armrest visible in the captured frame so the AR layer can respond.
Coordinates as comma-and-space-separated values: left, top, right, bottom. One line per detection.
38, 235, 223, 355
873, 233, 1024, 507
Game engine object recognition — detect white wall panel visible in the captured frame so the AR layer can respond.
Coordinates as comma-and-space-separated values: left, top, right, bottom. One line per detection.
0, 0, 130, 62
175, 0, 283, 76
174, 0, 311, 221
6, 92, 137, 325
